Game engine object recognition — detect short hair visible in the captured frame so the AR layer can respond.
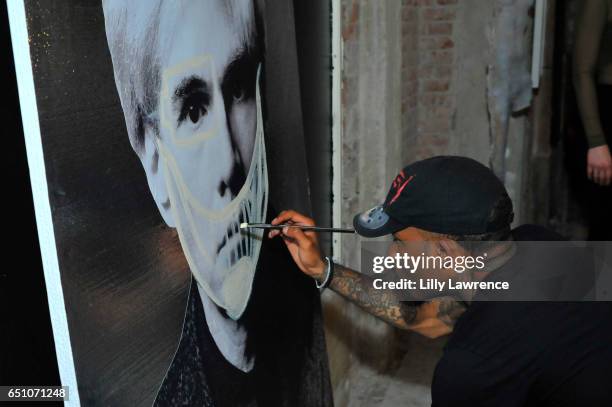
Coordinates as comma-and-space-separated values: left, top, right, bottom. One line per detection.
102, 0, 259, 155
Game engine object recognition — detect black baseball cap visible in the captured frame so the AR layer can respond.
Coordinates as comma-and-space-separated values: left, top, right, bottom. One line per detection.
353, 156, 514, 237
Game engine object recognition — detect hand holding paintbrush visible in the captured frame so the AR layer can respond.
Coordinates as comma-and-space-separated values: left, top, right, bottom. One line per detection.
242, 209, 354, 234
241, 223, 354, 234
263, 210, 343, 280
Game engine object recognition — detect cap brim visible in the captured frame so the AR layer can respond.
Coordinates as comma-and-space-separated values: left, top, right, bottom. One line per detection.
353, 205, 406, 238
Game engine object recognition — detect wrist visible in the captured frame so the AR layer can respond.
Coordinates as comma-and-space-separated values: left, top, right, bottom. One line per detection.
311, 258, 327, 281
315, 257, 334, 291
588, 141, 609, 151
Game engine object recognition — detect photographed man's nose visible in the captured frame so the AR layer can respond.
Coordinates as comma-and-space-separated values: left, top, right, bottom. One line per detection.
215, 96, 246, 201
218, 157, 246, 200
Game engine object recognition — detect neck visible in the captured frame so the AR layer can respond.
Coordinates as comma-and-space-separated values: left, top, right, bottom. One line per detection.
460, 239, 517, 302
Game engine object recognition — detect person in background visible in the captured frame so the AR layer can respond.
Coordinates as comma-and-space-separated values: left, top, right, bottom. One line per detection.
573, 0, 612, 239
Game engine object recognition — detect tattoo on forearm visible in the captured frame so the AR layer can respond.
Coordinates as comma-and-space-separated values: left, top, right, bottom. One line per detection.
436, 297, 466, 328
329, 264, 418, 329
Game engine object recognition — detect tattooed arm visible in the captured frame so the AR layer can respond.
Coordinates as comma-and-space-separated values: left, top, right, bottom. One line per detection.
269, 210, 466, 337
328, 263, 417, 329
329, 264, 464, 336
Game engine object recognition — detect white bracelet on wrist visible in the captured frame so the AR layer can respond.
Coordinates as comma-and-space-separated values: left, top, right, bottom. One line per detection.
316, 257, 333, 292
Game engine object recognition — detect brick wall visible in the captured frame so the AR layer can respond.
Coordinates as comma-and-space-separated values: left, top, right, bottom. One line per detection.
330, 1, 542, 405
401, 0, 458, 161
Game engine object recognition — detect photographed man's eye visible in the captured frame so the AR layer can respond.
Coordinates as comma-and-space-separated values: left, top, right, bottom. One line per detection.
178, 91, 209, 125
222, 60, 256, 107
188, 102, 206, 123
231, 82, 246, 103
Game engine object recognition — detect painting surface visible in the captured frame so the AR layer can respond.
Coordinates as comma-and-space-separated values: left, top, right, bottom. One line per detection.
21, 0, 332, 405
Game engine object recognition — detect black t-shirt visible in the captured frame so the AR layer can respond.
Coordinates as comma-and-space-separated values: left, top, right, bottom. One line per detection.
431, 225, 612, 407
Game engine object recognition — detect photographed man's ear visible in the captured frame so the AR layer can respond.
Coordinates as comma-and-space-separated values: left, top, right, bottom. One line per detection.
137, 127, 176, 228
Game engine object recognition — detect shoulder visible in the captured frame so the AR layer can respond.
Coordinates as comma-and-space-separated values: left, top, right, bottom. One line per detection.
154, 283, 215, 406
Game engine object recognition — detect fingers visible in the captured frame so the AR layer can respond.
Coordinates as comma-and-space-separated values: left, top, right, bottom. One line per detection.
271, 210, 315, 227
592, 167, 612, 186
281, 225, 312, 248
587, 146, 612, 186
268, 209, 316, 239
604, 162, 612, 185
603, 168, 611, 186
587, 164, 612, 186
594, 168, 602, 185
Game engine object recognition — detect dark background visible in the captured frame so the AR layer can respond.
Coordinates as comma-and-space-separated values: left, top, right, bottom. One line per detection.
0, 0, 61, 393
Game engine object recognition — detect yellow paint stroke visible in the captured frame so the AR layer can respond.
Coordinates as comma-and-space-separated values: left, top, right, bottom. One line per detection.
160, 54, 220, 147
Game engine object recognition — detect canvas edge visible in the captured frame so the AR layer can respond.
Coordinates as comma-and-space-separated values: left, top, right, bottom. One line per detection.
7, 1, 81, 405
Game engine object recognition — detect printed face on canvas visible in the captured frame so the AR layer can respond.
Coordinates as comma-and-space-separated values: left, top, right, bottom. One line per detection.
103, 0, 267, 371
155, 0, 266, 319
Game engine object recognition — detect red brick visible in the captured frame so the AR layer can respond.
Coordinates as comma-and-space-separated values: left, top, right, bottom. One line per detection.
429, 106, 454, 121
419, 36, 454, 50
426, 22, 453, 35
440, 38, 454, 49
420, 116, 452, 131
420, 94, 452, 107
404, 81, 418, 95
423, 8, 456, 21
423, 79, 450, 92
402, 6, 417, 20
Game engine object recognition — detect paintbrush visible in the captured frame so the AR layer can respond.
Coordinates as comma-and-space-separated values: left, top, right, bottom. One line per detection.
240, 223, 355, 233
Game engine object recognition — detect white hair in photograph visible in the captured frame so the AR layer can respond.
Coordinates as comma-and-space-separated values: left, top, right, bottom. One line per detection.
103, 0, 162, 154
102, 0, 258, 154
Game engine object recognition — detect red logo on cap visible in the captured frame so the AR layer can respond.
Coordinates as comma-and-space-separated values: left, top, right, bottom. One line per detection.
389, 171, 414, 205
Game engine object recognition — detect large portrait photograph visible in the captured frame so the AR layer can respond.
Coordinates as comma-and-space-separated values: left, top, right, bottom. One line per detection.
9, 0, 332, 405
